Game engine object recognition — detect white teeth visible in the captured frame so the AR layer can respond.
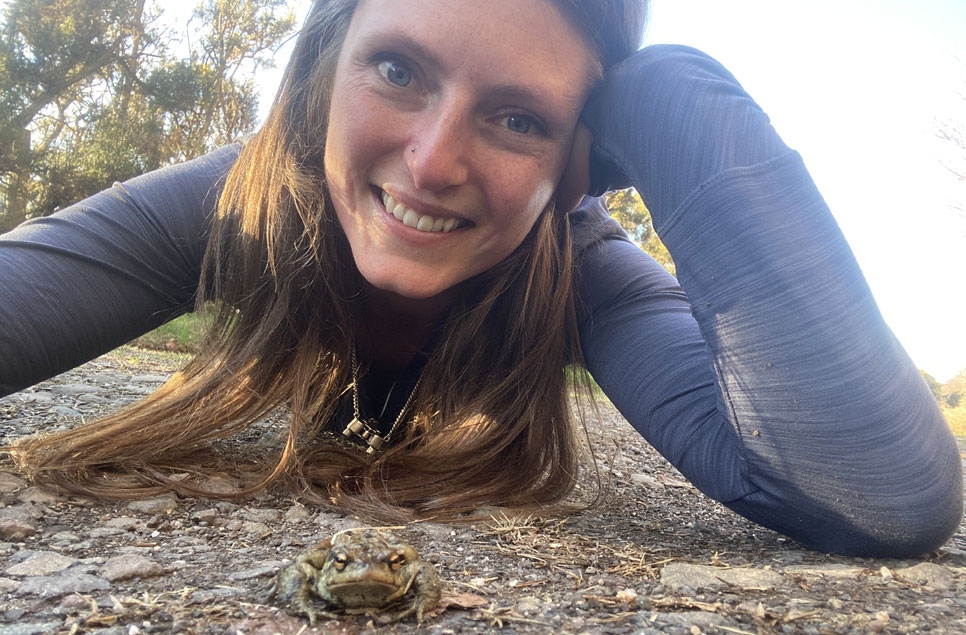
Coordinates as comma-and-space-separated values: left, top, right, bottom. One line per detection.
381, 191, 463, 233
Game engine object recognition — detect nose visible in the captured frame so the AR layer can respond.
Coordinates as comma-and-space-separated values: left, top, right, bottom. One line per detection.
406, 100, 472, 192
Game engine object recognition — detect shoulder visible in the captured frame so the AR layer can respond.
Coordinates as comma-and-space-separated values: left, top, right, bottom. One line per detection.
568, 196, 629, 252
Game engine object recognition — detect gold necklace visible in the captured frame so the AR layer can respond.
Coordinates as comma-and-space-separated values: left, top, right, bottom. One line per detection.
342, 347, 423, 454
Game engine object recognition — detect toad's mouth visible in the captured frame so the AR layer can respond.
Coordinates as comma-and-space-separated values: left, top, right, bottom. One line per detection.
327, 579, 403, 605
381, 190, 467, 234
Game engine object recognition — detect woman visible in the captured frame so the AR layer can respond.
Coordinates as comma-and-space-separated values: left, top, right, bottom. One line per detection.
1, 0, 961, 557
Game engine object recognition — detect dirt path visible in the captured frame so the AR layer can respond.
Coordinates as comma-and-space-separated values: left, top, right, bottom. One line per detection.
2, 347, 965, 634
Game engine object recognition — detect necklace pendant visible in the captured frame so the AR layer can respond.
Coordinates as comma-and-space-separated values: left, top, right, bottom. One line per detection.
343, 417, 367, 438
343, 417, 385, 454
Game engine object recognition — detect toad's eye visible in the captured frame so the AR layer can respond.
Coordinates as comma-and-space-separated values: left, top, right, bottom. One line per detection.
378, 59, 413, 87
504, 114, 535, 135
388, 553, 407, 569
332, 553, 349, 571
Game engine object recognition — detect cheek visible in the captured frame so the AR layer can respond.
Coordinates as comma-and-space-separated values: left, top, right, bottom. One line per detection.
324, 86, 388, 184
496, 173, 556, 240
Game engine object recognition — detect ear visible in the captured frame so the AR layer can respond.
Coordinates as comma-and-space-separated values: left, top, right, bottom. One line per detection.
556, 123, 593, 213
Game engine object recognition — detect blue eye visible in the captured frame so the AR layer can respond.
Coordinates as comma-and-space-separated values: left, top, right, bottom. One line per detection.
378, 60, 413, 87
505, 115, 534, 135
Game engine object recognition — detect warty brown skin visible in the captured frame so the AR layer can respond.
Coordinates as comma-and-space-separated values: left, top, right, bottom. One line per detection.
264, 528, 441, 624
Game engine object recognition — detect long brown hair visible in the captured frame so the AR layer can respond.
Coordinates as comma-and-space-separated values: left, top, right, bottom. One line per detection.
8, 0, 648, 521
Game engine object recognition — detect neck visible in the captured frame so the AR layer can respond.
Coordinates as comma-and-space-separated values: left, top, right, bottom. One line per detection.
358, 285, 457, 374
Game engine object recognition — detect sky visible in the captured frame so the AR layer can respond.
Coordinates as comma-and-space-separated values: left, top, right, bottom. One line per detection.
253, 0, 966, 380
637, 0, 966, 381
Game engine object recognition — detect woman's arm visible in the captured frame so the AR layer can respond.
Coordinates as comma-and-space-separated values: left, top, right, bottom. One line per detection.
0, 145, 240, 396
577, 45, 962, 556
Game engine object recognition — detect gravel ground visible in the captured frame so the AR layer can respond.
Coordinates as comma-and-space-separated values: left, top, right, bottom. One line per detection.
2, 347, 965, 634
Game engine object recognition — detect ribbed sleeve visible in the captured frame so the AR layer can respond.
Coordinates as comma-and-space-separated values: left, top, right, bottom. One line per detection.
577, 45, 962, 556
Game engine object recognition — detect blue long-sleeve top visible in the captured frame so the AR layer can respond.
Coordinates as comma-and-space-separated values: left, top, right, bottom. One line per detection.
1, 45, 961, 556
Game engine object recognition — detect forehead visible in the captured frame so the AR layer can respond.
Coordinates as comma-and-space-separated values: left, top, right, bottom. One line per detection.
344, 0, 599, 107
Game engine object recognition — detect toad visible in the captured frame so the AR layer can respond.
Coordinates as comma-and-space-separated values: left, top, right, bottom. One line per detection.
264, 527, 441, 624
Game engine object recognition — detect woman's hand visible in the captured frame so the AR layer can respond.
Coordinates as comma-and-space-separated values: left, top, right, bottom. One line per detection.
556, 123, 593, 213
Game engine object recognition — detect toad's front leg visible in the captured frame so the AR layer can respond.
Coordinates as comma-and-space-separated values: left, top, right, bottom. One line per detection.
378, 561, 442, 624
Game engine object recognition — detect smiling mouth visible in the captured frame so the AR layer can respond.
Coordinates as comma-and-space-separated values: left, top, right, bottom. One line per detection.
381, 191, 466, 233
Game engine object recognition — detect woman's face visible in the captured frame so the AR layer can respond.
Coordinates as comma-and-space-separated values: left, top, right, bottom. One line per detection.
324, 0, 597, 301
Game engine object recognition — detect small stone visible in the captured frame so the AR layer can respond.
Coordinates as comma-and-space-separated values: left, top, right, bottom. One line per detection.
616, 587, 639, 605
0, 519, 37, 541
50, 384, 102, 395
784, 564, 865, 579
660, 562, 784, 592
104, 516, 141, 531
17, 486, 65, 505
5, 552, 78, 577
0, 622, 63, 635
283, 506, 311, 523
0, 471, 27, 493
0, 576, 20, 593
241, 521, 271, 536
15, 572, 110, 598
896, 562, 954, 592
131, 374, 170, 384
630, 473, 663, 488
49, 406, 82, 418
101, 554, 165, 581
191, 509, 219, 525
661, 562, 726, 592
127, 495, 179, 514
90, 527, 127, 539
714, 567, 784, 590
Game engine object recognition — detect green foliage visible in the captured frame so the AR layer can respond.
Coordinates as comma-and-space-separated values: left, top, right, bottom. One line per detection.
921, 370, 943, 401
0, 0, 295, 228
604, 187, 675, 276
942, 405, 966, 437
133, 311, 209, 353
924, 368, 966, 436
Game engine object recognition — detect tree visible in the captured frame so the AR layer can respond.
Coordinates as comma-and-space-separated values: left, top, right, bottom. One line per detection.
148, 0, 294, 161
936, 60, 965, 221
604, 187, 676, 276
0, 0, 294, 229
0, 0, 152, 229
921, 370, 943, 402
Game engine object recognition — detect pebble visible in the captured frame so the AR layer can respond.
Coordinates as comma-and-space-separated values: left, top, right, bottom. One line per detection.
104, 516, 141, 531
49, 406, 82, 418
784, 563, 866, 578
238, 508, 279, 523
0, 473, 26, 493
15, 572, 109, 598
0, 623, 63, 635
130, 375, 171, 384
191, 508, 219, 525
896, 562, 955, 592
10, 391, 55, 403
659, 562, 784, 592
0, 519, 36, 541
100, 554, 165, 581
241, 521, 271, 536
127, 495, 179, 514
283, 505, 311, 524
4, 551, 77, 577
49, 384, 102, 395
16, 487, 64, 505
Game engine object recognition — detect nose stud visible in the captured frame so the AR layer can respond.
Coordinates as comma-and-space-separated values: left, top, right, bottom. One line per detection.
411, 146, 417, 153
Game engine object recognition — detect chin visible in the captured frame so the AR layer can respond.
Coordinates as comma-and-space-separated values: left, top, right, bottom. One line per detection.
362, 271, 458, 302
